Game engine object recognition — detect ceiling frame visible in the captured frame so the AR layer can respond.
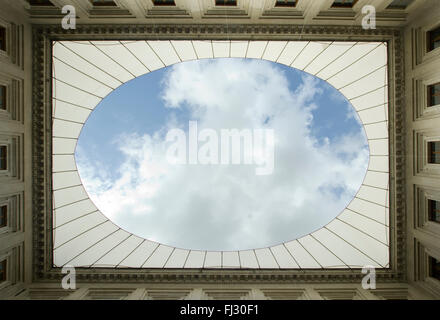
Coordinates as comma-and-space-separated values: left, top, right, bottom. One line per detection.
31, 23, 406, 284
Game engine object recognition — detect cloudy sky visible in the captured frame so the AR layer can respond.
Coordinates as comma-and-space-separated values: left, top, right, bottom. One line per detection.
75, 58, 369, 251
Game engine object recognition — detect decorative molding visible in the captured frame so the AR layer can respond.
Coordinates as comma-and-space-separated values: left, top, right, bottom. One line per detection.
146, 7, 191, 19
0, 75, 24, 123
412, 25, 440, 67
413, 239, 440, 297
13, 283, 422, 300
413, 77, 440, 121
0, 193, 23, 235
0, 244, 24, 291
414, 185, 440, 234
32, 23, 406, 283
414, 128, 440, 177
0, 134, 22, 181
261, 8, 303, 20
0, 18, 24, 69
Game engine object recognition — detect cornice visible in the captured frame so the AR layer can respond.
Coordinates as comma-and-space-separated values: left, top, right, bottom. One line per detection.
32, 23, 406, 284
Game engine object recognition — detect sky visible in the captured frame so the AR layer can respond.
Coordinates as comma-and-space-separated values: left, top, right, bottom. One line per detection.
75, 58, 369, 251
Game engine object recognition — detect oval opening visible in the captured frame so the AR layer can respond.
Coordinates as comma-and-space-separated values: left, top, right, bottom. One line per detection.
75, 58, 369, 251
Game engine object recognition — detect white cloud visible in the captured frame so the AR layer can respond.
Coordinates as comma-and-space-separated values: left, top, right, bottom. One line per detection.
76, 58, 368, 251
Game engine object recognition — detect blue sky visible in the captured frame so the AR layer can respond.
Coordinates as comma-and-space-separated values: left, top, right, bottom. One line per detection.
75, 58, 368, 251
78, 60, 361, 180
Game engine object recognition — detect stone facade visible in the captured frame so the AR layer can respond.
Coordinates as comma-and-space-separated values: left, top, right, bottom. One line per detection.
0, 0, 439, 300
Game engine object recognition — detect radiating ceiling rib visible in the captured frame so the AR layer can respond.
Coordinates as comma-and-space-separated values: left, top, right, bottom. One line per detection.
364, 121, 388, 140
57, 200, 94, 216
55, 210, 98, 233
304, 42, 356, 76
164, 248, 190, 268
291, 41, 331, 71
62, 41, 134, 83
53, 58, 113, 98
358, 105, 387, 124
53, 185, 90, 210
94, 234, 144, 267
368, 155, 389, 173
54, 213, 108, 250
363, 171, 388, 189
294, 240, 325, 268
346, 201, 389, 226
54, 42, 122, 88
90, 41, 137, 79
246, 41, 268, 59
54, 221, 119, 266
301, 42, 334, 71
284, 240, 321, 268
53, 57, 114, 91
326, 220, 388, 267
52, 99, 95, 113
238, 250, 259, 269
184, 250, 205, 268
52, 138, 77, 156
120, 41, 152, 74
147, 40, 181, 66
370, 172, 390, 192
118, 240, 159, 268
54, 199, 97, 227
349, 86, 388, 111
337, 210, 388, 245
92, 232, 134, 267
54, 80, 102, 109
52, 119, 83, 140
276, 41, 308, 66
55, 208, 99, 230
337, 65, 387, 92
262, 41, 287, 62
142, 244, 174, 268
356, 185, 388, 207
91, 41, 141, 78
312, 228, 377, 268
52, 117, 85, 128
298, 235, 346, 268
270, 244, 299, 268
67, 229, 128, 267
53, 101, 91, 124
52, 154, 77, 173
123, 41, 165, 71
328, 45, 387, 90
340, 67, 388, 99
317, 42, 381, 81
168, 41, 184, 63
254, 248, 279, 268
171, 40, 198, 61
192, 40, 213, 59
323, 225, 386, 268
52, 171, 82, 192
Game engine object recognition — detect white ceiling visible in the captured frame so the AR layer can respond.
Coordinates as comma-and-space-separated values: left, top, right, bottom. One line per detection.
52, 40, 389, 269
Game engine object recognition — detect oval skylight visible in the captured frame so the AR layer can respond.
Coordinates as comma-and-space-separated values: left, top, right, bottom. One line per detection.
75, 58, 368, 251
